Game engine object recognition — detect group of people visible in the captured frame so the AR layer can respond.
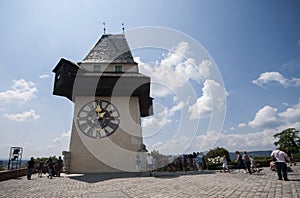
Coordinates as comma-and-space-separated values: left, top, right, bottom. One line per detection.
136, 152, 207, 176
234, 150, 259, 175
27, 156, 63, 180
135, 153, 155, 176
234, 147, 294, 181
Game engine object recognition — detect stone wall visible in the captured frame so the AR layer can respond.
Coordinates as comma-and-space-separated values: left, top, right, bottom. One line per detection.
0, 168, 27, 181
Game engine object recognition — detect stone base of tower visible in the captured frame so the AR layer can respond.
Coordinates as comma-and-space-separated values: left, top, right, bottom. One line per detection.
67, 121, 143, 173
68, 124, 120, 173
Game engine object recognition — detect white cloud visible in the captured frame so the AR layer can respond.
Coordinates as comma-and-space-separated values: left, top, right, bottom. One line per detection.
146, 141, 164, 152
137, 56, 185, 97
279, 99, 300, 121
252, 71, 300, 88
282, 102, 289, 107
238, 123, 246, 128
249, 98, 300, 129
142, 100, 184, 138
0, 79, 38, 104
142, 116, 170, 129
217, 129, 275, 152
4, 109, 40, 122
291, 77, 300, 87
136, 42, 213, 98
188, 79, 227, 120
145, 121, 300, 154
218, 121, 300, 152
145, 99, 300, 154
52, 131, 71, 144
192, 130, 222, 151
248, 106, 283, 128
184, 128, 275, 153
160, 42, 190, 67
165, 101, 185, 117
39, 74, 50, 79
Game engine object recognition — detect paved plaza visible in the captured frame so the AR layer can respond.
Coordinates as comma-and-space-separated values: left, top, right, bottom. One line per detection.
1, 165, 299, 198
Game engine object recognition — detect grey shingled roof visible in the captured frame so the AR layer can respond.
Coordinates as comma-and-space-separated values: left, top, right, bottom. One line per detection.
81, 34, 136, 64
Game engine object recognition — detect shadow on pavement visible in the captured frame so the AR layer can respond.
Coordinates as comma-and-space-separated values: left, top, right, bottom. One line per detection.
65, 171, 217, 183
65, 172, 141, 183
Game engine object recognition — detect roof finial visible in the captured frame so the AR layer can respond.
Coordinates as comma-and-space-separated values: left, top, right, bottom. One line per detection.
103, 22, 106, 35
122, 23, 125, 34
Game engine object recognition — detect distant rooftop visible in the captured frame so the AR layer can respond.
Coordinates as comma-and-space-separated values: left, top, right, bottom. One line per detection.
81, 34, 136, 64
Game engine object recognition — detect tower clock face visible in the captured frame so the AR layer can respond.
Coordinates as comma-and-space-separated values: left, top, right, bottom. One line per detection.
76, 99, 120, 138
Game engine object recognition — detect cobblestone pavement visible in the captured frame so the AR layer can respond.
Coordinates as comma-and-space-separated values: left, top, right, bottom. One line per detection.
1, 165, 299, 198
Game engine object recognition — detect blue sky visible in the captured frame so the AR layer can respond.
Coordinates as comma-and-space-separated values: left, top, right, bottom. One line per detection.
0, 0, 300, 159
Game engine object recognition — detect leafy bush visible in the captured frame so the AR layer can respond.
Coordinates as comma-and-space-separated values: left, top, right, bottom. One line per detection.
207, 156, 221, 165
293, 152, 300, 157
206, 147, 231, 162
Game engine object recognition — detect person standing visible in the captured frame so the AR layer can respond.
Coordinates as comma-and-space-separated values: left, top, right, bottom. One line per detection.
37, 160, 44, 178
135, 155, 141, 175
271, 148, 289, 181
168, 155, 175, 172
146, 153, 153, 176
196, 152, 203, 172
27, 157, 35, 180
56, 156, 63, 177
47, 158, 54, 179
285, 147, 295, 166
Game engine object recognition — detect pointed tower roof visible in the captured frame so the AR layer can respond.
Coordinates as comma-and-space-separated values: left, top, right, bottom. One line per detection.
81, 34, 136, 64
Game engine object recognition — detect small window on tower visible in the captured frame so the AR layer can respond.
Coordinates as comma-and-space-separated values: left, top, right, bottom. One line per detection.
56, 73, 61, 80
115, 65, 122, 72
94, 65, 101, 72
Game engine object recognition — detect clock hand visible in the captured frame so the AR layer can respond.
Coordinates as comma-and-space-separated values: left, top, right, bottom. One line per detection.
95, 105, 102, 113
97, 112, 106, 119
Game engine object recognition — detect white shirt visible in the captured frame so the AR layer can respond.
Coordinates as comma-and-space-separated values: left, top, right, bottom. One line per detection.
146, 155, 153, 165
271, 149, 287, 163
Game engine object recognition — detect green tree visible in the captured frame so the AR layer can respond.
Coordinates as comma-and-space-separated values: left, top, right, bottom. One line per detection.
206, 147, 231, 162
150, 150, 166, 161
274, 128, 300, 153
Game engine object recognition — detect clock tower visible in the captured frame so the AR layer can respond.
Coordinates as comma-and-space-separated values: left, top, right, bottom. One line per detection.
52, 33, 153, 173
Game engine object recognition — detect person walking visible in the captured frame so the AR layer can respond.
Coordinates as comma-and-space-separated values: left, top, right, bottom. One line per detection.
221, 155, 230, 173
271, 148, 289, 181
249, 155, 259, 173
235, 151, 245, 173
242, 150, 252, 175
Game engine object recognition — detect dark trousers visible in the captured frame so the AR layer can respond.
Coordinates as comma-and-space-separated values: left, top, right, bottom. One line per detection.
243, 161, 252, 175
275, 162, 288, 180
27, 167, 33, 180
56, 166, 62, 177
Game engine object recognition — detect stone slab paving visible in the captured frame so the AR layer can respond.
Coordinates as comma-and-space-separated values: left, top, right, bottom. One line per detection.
0, 165, 299, 198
